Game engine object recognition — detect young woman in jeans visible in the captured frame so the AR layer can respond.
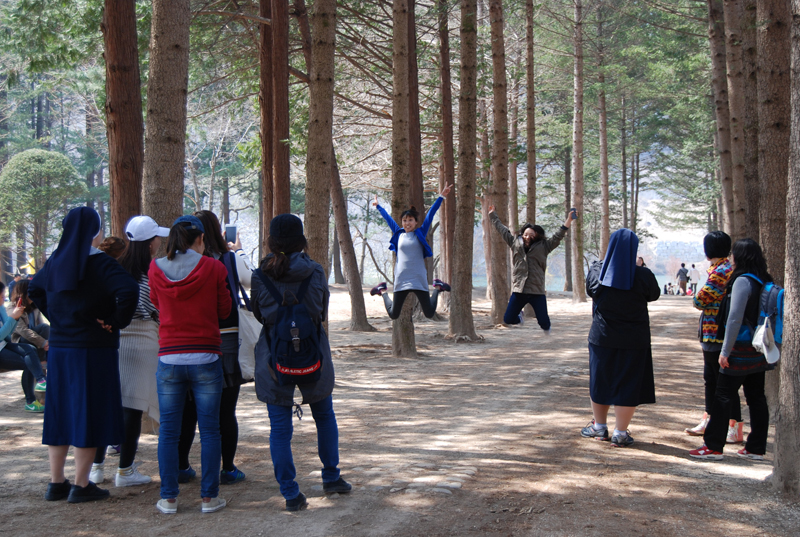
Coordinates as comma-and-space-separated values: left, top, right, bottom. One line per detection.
148, 215, 232, 514
251, 213, 350, 511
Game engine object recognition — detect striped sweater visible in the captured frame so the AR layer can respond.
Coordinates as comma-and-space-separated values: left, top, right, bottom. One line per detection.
693, 258, 733, 344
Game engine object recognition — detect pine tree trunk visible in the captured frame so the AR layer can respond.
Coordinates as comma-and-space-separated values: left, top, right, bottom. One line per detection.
597, 7, 610, 258
438, 0, 455, 285
101, 0, 144, 237
331, 152, 375, 331
756, 0, 790, 286
259, 0, 274, 255
724, 0, 748, 239
272, 0, 291, 215
392, 0, 416, 357
479, 101, 492, 302
304, 0, 336, 275
708, 0, 735, 233
449, 0, 479, 341
564, 149, 573, 293
621, 96, 628, 229
526, 0, 537, 225
332, 228, 345, 284
570, 0, 586, 303
489, 0, 511, 323
408, 0, 424, 211
509, 84, 519, 234
774, 0, 800, 495
742, 0, 760, 238
142, 0, 190, 228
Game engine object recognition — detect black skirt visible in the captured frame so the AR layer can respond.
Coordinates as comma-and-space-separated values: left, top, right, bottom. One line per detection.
588, 343, 656, 406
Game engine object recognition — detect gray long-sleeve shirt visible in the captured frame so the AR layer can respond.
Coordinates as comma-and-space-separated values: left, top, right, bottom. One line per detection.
721, 276, 755, 358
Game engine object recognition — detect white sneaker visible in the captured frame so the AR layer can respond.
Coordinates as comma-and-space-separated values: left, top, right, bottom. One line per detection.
116, 465, 152, 487
89, 462, 105, 484
543, 328, 552, 336
157, 498, 178, 514
201, 497, 226, 513
517, 312, 525, 326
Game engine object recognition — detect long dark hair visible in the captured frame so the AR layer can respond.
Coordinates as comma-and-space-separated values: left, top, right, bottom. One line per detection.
261, 235, 308, 280
193, 210, 228, 257
400, 206, 419, 222
728, 238, 773, 290
166, 223, 204, 260
118, 239, 155, 281
10, 279, 35, 313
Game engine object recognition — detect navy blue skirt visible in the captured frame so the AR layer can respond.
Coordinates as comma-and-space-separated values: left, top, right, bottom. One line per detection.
588, 343, 656, 406
42, 347, 124, 448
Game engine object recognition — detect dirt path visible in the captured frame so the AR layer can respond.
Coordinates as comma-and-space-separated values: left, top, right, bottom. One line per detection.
1, 288, 799, 536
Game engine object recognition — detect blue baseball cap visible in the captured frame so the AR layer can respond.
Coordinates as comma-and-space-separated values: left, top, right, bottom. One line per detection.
172, 215, 205, 233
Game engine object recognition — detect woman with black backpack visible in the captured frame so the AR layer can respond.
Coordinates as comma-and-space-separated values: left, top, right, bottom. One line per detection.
689, 238, 774, 461
251, 213, 350, 511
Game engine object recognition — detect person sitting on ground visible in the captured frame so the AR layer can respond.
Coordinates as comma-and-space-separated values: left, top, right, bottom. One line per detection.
6, 273, 23, 303
685, 231, 743, 441
689, 238, 773, 461
486, 207, 574, 330
1, 281, 47, 412
9, 279, 49, 363
251, 213, 351, 512
581, 229, 660, 447
370, 184, 453, 319
98, 236, 126, 260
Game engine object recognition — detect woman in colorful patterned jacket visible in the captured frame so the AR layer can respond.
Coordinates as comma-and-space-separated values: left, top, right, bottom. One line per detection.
684, 231, 744, 444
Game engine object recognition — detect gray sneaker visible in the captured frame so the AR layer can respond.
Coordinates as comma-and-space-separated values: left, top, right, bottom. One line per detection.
201, 497, 226, 513
580, 420, 609, 441
610, 431, 635, 447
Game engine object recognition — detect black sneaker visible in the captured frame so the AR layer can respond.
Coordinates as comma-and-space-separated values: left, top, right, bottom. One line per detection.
580, 420, 609, 441
285, 492, 308, 512
610, 431, 635, 447
433, 279, 452, 292
323, 477, 352, 494
370, 282, 387, 296
45, 479, 71, 501
67, 482, 110, 503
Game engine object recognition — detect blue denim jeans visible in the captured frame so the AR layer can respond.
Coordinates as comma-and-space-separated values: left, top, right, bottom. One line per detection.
503, 292, 550, 329
156, 360, 223, 499
267, 395, 341, 500
0, 342, 45, 404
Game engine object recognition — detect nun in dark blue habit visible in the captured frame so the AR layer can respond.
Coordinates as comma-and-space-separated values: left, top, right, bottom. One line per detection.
28, 207, 139, 503
579, 229, 660, 447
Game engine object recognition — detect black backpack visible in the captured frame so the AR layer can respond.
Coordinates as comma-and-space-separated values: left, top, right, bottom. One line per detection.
253, 268, 323, 386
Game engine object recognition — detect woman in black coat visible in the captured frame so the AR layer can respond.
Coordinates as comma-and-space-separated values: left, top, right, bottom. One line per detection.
580, 229, 660, 447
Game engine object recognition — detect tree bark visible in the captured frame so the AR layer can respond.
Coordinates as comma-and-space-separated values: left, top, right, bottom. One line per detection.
438, 0, 456, 284
563, 149, 573, 293
756, 0, 790, 286
272, 0, 291, 215
304, 0, 336, 274
509, 84, 519, 234
708, 0, 735, 234
774, 0, 800, 496
621, 95, 628, 229
449, 0, 479, 341
526, 0, 537, 225
259, 0, 274, 256
742, 0, 760, 238
724, 0, 748, 239
570, 0, 586, 303
142, 0, 190, 228
332, 228, 345, 284
392, 0, 416, 357
408, 0, 424, 211
479, 101, 492, 301
101, 0, 144, 237
489, 0, 511, 323
597, 6, 610, 258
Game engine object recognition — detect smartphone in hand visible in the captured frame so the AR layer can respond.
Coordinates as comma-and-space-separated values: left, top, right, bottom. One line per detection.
225, 225, 237, 243
570, 208, 578, 220
16, 297, 23, 308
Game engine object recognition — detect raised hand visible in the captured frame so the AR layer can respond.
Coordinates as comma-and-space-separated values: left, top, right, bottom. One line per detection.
487, 205, 496, 213
372, 193, 379, 207
440, 182, 452, 197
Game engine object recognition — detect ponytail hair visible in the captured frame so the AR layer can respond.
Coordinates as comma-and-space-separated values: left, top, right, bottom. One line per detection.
193, 210, 228, 257
261, 234, 308, 280
400, 206, 419, 222
166, 223, 204, 260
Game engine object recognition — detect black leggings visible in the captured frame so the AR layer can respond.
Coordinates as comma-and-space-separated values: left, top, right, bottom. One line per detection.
179, 384, 241, 471
383, 289, 441, 319
94, 407, 144, 469
703, 350, 742, 421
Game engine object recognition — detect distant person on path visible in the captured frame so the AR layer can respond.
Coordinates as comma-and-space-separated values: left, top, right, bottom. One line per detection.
370, 184, 452, 318
487, 207, 574, 331
251, 214, 351, 511
689, 264, 701, 294
685, 231, 743, 442
689, 239, 774, 461
29, 207, 139, 503
580, 229, 660, 447
676, 263, 689, 295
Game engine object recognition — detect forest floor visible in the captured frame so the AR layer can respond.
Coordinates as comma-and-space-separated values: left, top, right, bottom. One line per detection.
1, 286, 799, 536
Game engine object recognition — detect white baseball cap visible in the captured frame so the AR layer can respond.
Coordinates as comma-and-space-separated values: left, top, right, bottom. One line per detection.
125, 216, 170, 242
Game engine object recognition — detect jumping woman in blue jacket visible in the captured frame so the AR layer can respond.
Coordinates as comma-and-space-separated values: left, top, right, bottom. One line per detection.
370, 183, 452, 319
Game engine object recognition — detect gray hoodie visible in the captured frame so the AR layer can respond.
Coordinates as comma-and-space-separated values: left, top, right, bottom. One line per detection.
250, 252, 333, 406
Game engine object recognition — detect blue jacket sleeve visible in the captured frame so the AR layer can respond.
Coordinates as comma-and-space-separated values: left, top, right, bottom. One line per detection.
419, 196, 444, 237
376, 204, 401, 235
0, 308, 17, 341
